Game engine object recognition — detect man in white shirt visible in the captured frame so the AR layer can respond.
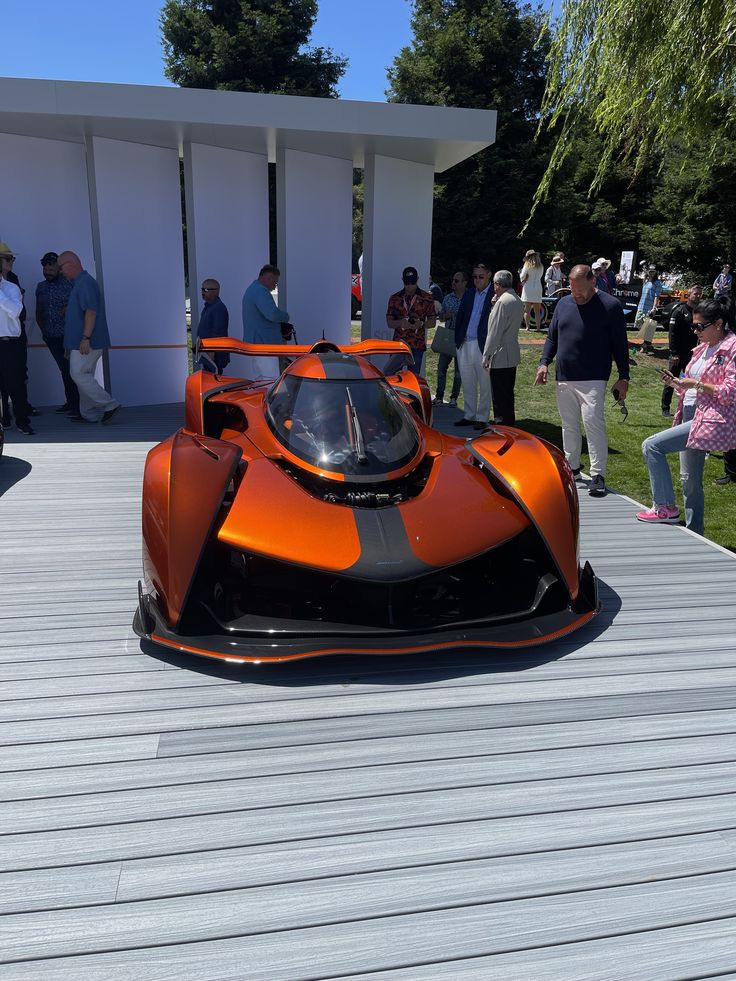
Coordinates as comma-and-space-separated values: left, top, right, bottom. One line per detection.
0, 269, 33, 434
453, 263, 494, 430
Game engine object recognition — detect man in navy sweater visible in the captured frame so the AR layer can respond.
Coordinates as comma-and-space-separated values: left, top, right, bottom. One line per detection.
196, 278, 230, 373
534, 264, 630, 497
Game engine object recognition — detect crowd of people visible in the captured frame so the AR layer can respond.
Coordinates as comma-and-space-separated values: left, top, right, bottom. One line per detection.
378, 253, 735, 524
0, 243, 119, 435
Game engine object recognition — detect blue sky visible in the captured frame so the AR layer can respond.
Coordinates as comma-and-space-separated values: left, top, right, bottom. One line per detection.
1, 0, 413, 102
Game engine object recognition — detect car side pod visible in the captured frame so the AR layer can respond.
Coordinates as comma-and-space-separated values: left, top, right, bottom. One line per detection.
468, 427, 590, 606
140, 430, 243, 629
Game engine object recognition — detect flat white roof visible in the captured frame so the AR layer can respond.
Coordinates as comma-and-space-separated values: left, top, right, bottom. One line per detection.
0, 77, 496, 172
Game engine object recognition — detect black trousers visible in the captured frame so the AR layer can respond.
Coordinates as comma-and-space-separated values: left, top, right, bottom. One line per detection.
0, 337, 29, 426
662, 355, 685, 412
490, 365, 517, 426
436, 352, 461, 401
44, 335, 80, 411
724, 448, 736, 479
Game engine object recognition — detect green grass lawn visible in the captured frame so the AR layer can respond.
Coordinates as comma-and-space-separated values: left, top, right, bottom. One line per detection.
419, 338, 736, 551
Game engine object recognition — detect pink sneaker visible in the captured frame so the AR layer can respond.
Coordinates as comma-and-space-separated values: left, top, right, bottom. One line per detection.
636, 505, 680, 524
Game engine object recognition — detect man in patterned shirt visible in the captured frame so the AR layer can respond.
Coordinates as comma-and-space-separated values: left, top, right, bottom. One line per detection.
35, 252, 78, 415
385, 266, 436, 375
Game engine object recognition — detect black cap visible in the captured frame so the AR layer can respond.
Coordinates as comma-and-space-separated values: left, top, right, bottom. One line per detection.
402, 266, 418, 285
41, 252, 59, 265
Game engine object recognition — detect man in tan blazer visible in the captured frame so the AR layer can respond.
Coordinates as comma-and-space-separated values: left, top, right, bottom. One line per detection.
482, 270, 524, 426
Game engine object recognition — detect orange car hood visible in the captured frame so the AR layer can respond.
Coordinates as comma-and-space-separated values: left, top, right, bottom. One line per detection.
217, 449, 529, 581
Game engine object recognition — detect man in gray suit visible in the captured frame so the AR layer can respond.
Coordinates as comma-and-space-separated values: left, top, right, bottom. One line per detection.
482, 270, 524, 426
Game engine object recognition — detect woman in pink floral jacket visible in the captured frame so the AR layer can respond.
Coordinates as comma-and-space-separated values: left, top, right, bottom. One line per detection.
637, 299, 736, 535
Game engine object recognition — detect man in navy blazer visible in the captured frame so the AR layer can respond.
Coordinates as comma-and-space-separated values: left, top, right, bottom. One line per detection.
453, 262, 494, 430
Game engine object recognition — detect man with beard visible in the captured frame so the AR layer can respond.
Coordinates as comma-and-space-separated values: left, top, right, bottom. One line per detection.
35, 252, 78, 415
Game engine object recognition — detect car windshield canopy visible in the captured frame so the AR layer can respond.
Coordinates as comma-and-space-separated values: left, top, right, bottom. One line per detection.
266, 375, 420, 476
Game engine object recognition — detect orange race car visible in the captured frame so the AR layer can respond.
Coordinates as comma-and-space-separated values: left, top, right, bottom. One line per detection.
133, 339, 599, 663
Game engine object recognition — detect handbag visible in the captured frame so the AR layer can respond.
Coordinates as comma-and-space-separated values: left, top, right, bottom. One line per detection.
431, 325, 456, 357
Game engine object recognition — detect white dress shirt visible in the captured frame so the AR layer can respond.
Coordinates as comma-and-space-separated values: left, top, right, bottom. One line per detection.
0, 278, 23, 338
466, 286, 490, 340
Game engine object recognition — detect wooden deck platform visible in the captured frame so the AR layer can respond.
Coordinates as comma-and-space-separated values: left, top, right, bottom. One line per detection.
1, 403, 736, 980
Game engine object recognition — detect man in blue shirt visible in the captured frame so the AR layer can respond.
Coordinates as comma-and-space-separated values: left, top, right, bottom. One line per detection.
195, 279, 230, 374
35, 252, 78, 415
241, 264, 289, 380
535, 264, 630, 498
58, 251, 120, 424
452, 263, 494, 430
636, 266, 664, 352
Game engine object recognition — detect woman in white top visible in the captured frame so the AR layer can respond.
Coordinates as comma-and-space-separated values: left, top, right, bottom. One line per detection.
519, 249, 544, 329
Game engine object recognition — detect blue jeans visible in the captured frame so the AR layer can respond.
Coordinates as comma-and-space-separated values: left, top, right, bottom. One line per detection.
641, 403, 706, 535
385, 347, 424, 376
436, 353, 461, 400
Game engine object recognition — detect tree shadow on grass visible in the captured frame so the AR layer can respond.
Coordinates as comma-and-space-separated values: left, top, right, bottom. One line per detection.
141, 578, 621, 689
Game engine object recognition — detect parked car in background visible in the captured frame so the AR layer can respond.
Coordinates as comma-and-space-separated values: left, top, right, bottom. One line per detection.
351, 273, 362, 319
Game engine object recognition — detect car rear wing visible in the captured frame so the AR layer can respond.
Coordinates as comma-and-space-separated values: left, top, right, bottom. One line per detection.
197, 338, 412, 359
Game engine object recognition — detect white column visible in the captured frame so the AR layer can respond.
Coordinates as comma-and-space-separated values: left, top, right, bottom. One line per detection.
0, 133, 95, 407
362, 154, 435, 341
276, 147, 353, 346
183, 143, 269, 338
87, 136, 187, 406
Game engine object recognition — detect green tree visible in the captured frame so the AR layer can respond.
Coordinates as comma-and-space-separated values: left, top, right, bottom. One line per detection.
387, 0, 681, 283
535, 0, 736, 210
388, 0, 555, 282
160, 0, 347, 97
638, 134, 736, 282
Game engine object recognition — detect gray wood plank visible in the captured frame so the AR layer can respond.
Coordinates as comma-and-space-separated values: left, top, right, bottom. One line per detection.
157, 705, 736, 759
3, 880, 736, 979
4, 686, 736, 748
3, 782, 736, 876
333, 920, 736, 980
0, 863, 121, 915
3, 753, 736, 837
3, 665, 736, 729
0, 655, 174, 681
1, 734, 159, 773
6, 864, 736, 966
0, 669, 237, 702
114, 827, 736, 906
4, 731, 736, 805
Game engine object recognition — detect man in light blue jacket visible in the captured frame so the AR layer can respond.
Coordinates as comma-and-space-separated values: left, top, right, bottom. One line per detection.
242, 263, 290, 380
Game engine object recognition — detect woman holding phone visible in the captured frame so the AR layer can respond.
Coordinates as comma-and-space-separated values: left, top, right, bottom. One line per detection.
636, 299, 736, 535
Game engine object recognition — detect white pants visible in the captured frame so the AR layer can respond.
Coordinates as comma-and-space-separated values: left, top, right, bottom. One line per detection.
69, 349, 118, 422
636, 313, 657, 343
555, 380, 608, 477
249, 355, 281, 381
457, 340, 491, 422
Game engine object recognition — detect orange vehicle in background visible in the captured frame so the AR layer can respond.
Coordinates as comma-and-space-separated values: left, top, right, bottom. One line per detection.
351, 273, 362, 319
133, 339, 599, 664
